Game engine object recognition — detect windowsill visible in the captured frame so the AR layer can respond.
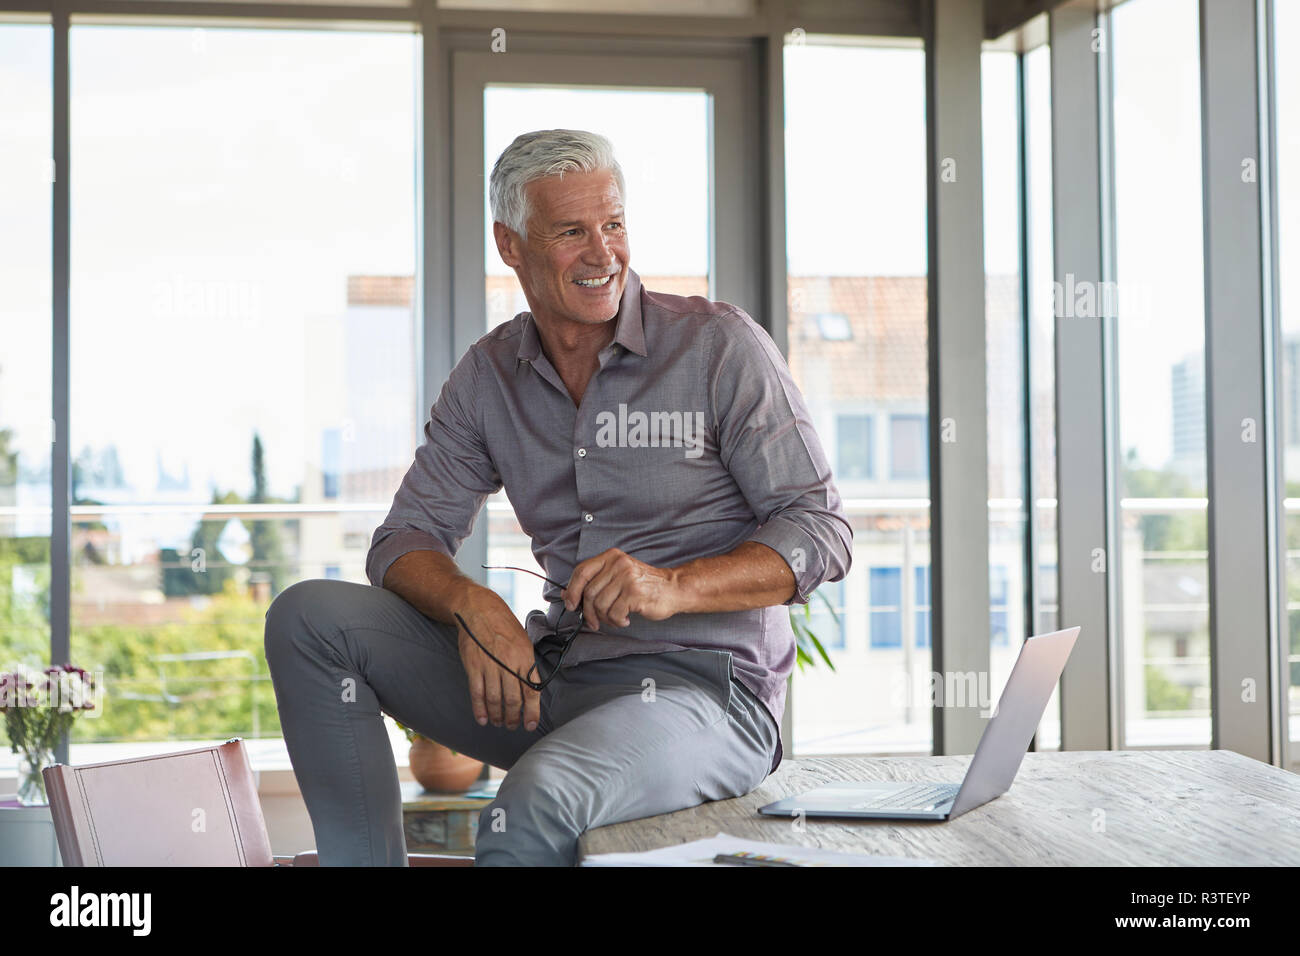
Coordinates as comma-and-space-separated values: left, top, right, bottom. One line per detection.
0, 724, 506, 796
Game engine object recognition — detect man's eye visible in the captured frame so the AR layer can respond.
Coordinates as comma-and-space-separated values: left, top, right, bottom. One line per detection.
564, 229, 579, 236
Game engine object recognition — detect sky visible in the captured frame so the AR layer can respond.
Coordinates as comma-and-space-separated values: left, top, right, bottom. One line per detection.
2, 2, 1298, 513
1110, 0, 1208, 475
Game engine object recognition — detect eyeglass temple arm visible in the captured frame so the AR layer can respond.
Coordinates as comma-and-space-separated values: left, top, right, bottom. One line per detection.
452, 611, 543, 690
481, 563, 569, 591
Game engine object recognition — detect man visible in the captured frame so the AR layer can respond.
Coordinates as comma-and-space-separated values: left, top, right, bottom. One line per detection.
264, 128, 852, 866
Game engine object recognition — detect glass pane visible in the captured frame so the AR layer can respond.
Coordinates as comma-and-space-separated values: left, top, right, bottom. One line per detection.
1024, 42, 1061, 749
481, 85, 711, 608
69, 26, 418, 757
785, 38, 930, 754
982, 49, 1026, 711
0, 23, 53, 744
1111, 0, 1210, 747
1275, 0, 1300, 752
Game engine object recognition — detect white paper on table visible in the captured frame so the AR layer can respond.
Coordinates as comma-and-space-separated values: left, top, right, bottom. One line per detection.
579, 832, 938, 867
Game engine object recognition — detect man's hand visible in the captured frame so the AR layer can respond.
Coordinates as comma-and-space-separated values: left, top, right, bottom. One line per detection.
562, 548, 681, 631
454, 585, 540, 732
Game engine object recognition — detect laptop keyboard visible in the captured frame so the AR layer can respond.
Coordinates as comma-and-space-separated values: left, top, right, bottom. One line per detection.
849, 783, 960, 812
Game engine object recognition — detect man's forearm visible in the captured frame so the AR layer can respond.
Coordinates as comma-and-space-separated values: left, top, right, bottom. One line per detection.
668, 540, 796, 614
381, 549, 480, 626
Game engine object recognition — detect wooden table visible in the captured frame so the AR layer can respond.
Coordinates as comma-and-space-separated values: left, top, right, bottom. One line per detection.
578, 750, 1300, 865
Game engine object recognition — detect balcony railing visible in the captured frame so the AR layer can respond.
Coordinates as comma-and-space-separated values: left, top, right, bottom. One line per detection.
4, 493, 1297, 757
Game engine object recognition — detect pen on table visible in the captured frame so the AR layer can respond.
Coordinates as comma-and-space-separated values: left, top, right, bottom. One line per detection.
712, 852, 802, 867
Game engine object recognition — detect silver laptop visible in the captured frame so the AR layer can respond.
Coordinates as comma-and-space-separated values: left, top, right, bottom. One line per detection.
758, 626, 1080, 822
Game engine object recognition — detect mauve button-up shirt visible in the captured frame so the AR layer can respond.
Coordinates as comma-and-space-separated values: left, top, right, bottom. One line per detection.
366, 268, 853, 772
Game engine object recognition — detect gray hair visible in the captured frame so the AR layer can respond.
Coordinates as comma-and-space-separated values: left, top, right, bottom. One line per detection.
489, 129, 626, 241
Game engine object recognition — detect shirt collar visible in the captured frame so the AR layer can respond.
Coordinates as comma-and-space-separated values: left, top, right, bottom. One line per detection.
516, 268, 647, 364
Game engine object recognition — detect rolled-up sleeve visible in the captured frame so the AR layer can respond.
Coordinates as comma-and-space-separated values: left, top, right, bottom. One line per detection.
708, 309, 853, 605
365, 347, 502, 589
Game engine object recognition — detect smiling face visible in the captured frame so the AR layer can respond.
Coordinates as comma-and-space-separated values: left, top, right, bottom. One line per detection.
493, 167, 630, 333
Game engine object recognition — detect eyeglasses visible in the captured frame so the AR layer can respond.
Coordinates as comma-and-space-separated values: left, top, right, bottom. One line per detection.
452, 564, 583, 692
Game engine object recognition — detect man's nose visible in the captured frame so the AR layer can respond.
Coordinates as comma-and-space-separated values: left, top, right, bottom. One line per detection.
582, 230, 618, 262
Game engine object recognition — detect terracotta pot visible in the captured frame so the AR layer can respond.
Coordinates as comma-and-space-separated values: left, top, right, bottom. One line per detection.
408, 735, 484, 793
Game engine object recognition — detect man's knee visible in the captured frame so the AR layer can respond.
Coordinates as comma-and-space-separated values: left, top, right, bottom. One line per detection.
264, 578, 352, 665
474, 759, 589, 866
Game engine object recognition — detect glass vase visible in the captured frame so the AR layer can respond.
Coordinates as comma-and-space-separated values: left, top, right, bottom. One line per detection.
17, 748, 54, 806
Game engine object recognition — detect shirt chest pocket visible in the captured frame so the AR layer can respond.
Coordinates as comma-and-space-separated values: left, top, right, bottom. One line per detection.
591, 439, 716, 514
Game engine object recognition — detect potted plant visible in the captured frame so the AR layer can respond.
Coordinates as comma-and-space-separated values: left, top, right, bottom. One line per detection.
393, 720, 485, 793
0, 664, 97, 805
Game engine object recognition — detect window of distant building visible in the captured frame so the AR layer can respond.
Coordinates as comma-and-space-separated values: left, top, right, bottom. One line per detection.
990, 563, 1010, 646
324, 565, 342, 580
870, 566, 930, 649
836, 414, 874, 480
869, 567, 902, 647
890, 413, 928, 479
863, 556, 1008, 653
814, 312, 852, 341
915, 565, 931, 648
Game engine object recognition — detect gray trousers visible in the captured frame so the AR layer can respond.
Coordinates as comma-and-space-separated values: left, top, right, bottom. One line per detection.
263, 578, 780, 866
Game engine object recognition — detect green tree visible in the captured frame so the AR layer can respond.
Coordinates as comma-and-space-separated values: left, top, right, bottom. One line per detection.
1144, 663, 1192, 713
247, 431, 290, 598
70, 576, 280, 744
163, 489, 245, 597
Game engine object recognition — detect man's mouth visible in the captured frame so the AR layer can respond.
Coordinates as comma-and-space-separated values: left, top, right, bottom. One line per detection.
573, 273, 614, 288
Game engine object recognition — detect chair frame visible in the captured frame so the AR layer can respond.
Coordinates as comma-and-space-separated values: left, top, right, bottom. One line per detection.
42, 736, 475, 867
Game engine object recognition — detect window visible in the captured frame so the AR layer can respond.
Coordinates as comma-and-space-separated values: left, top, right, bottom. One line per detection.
1273, 0, 1300, 754
67, 25, 418, 752
889, 414, 928, 480
0, 22, 53, 683
836, 414, 874, 480
1110, 0, 1210, 747
1024, 40, 1060, 749
785, 37, 930, 755
983, 48, 1026, 694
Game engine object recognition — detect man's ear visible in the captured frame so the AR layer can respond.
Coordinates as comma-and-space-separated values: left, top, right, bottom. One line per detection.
494, 221, 522, 268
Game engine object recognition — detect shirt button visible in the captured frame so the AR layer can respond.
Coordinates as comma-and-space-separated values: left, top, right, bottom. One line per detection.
583, 513, 594, 523
576, 447, 587, 458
